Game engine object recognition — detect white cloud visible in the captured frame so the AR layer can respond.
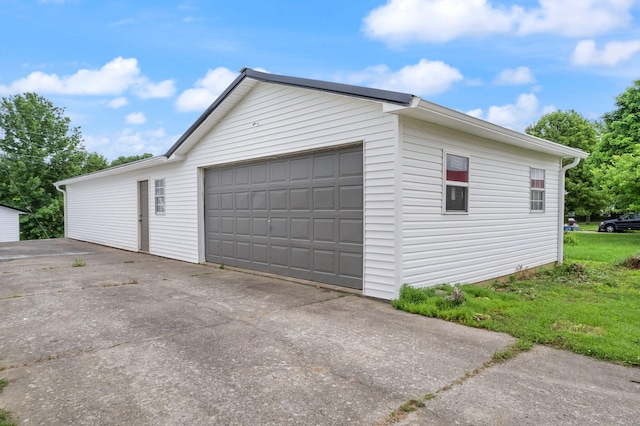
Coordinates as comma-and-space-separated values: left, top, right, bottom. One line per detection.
0, 57, 174, 99
125, 112, 146, 125
363, 0, 517, 44
133, 79, 176, 98
363, 0, 637, 45
493, 66, 535, 85
343, 59, 463, 96
572, 39, 640, 66
107, 97, 128, 109
175, 67, 238, 112
466, 93, 554, 131
517, 0, 636, 37
84, 128, 177, 160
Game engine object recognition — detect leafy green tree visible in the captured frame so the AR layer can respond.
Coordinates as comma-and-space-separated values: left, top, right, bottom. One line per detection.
592, 79, 640, 212
525, 109, 605, 220
0, 93, 104, 239
84, 152, 109, 173
596, 145, 640, 212
109, 153, 153, 168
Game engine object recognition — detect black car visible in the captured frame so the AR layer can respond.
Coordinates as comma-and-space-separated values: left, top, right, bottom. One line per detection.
598, 213, 640, 233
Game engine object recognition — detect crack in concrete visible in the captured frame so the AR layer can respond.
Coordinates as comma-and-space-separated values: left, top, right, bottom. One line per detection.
373, 342, 531, 425
2, 319, 236, 371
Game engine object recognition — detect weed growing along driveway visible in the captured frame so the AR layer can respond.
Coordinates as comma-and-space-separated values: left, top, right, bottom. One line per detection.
393, 232, 640, 367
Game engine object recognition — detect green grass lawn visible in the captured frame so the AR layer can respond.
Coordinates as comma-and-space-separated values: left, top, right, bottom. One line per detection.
393, 232, 640, 367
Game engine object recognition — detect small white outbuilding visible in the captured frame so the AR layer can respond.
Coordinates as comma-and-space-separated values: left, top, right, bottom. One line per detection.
0, 204, 26, 242
55, 69, 587, 300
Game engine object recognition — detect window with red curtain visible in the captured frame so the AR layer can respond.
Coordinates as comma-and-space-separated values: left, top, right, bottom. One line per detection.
445, 154, 469, 213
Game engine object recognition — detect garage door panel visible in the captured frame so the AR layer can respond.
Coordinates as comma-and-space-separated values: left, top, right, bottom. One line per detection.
340, 185, 363, 210
270, 217, 288, 239
221, 169, 234, 186
252, 164, 268, 184
235, 191, 250, 210
291, 247, 310, 270
290, 158, 311, 181
269, 189, 287, 210
221, 217, 235, 234
221, 193, 234, 210
253, 217, 268, 237
339, 252, 363, 279
290, 188, 310, 210
207, 239, 220, 257
236, 242, 251, 262
205, 145, 362, 289
313, 218, 335, 242
340, 150, 363, 177
270, 245, 289, 267
313, 187, 335, 210
291, 218, 310, 240
253, 243, 268, 264
206, 193, 220, 209
340, 219, 363, 244
313, 155, 335, 179
205, 169, 219, 187
235, 166, 251, 185
314, 249, 336, 274
207, 216, 220, 233
221, 240, 235, 258
270, 161, 287, 183
251, 191, 267, 210
236, 217, 251, 236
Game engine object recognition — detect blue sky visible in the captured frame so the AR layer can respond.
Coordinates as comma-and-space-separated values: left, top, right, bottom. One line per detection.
1, 0, 639, 160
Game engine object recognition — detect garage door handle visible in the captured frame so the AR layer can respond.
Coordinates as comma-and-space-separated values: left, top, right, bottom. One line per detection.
268, 218, 272, 230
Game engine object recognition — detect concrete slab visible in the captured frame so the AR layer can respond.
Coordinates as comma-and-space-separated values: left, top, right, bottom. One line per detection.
400, 345, 640, 425
1, 239, 638, 425
0, 239, 514, 425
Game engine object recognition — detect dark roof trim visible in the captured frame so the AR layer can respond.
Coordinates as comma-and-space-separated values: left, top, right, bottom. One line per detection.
0, 203, 27, 213
164, 72, 247, 158
164, 68, 414, 158
242, 68, 414, 106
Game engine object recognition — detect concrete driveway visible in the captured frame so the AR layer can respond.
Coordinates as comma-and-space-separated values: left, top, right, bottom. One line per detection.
0, 239, 638, 425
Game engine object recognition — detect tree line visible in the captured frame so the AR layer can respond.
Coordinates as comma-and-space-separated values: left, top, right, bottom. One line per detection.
525, 79, 640, 221
2, 80, 639, 239
0, 93, 152, 239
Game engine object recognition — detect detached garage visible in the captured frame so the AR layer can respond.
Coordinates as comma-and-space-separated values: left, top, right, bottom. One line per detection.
55, 68, 587, 300
0, 204, 26, 242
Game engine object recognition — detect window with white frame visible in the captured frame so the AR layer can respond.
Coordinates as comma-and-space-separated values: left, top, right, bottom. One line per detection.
445, 153, 469, 213
530, 168, 545, 212
155, 179, 165, 214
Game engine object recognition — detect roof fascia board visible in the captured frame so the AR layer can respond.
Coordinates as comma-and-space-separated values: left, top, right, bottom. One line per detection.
243, 68, 414, 106
393, 99, 588, 159
0, 203, 27, 213
54, 155, 171, 186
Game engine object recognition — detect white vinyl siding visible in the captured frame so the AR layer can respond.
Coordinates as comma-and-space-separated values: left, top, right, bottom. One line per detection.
0, 206, 23, 242
400, 117, 560, 290
59, 78, 574, 300
181, 84, 400, 299
61, 83, 400, 299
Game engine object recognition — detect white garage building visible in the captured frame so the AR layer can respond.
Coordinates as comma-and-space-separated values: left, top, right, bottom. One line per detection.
55, 69, 587, 300
0, 204, 26, 242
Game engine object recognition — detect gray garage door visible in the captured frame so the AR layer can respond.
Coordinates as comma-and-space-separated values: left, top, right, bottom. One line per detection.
204, 146, 363, 289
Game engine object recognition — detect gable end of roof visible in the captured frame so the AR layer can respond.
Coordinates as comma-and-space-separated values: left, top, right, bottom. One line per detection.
164, 68, 414, 158
0, 203, 28, 213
